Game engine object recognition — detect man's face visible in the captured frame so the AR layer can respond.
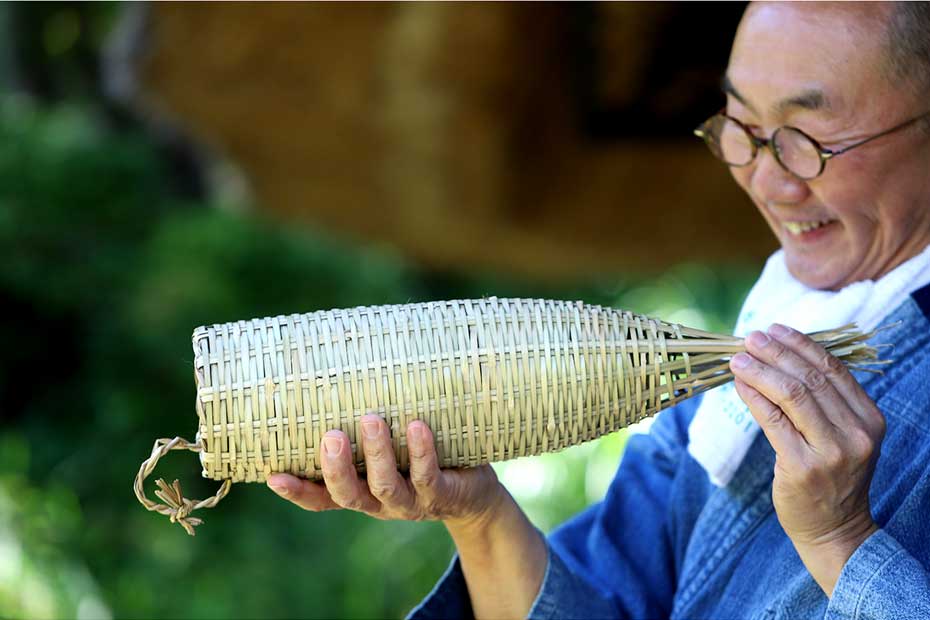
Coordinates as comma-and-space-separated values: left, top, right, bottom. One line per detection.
726, 2, 930, 290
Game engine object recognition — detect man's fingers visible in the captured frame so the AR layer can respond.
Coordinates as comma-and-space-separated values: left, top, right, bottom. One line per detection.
406, 420, 446, 507
730, 350, 836, 445
320, 430, 382, 514
733, 378, 806, 460
767, 323, 883, 427
744, 329, 854, 429
360, 414, 417, 514
267, 472, 341, 511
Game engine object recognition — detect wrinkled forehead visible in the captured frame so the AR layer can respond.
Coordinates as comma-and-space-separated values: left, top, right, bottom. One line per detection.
727, 2, 894, 119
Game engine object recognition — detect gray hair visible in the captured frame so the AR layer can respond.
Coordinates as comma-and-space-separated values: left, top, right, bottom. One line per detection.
886, 1, 930, 98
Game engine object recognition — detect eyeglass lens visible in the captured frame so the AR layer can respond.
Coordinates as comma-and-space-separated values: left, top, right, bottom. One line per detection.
714, 117, 754, 165
705, 116, 824, 179
772, 127, 823, 179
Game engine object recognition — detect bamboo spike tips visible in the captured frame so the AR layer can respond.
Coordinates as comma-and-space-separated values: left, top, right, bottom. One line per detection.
188, 298, 883, 482
135, 297, 887, 534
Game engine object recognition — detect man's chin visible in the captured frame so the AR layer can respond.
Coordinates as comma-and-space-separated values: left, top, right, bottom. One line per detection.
783, 254, 848, 291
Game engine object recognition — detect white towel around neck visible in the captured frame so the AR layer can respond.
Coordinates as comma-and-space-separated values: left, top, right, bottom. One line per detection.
687, 242, 930, 487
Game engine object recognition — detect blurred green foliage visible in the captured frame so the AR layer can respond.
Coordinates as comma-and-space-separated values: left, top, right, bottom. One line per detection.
0, 95, 758, 619
0, 2, 759, 613
0, 96, 454, 620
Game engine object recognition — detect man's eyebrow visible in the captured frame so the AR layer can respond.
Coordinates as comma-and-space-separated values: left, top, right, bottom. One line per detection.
773, 89, 829, 116
722, 75, 755, 113
721, 75, 831, 117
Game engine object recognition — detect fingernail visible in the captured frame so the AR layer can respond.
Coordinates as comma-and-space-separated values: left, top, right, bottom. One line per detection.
768, 323, 789, 338
407, 423, 426, 457
269, 483, 290, 497
748, 331, 770, 347
732, 352, 752, 369
408, 424, 424, 442
362, 420, 380, 440
323, 435, 342, 457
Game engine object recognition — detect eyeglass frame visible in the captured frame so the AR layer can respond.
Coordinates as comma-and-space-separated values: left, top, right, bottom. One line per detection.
693, 107, 930, 180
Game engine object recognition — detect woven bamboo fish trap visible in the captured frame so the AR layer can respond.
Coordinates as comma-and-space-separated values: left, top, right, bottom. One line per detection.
134, 297, 883, 534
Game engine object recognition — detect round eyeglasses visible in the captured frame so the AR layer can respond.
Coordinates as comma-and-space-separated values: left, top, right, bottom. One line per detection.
694, 109, 930, 180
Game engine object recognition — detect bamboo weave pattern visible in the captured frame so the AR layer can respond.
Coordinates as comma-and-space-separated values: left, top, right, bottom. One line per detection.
192, 297, 737, 482
135, 297, 881, 534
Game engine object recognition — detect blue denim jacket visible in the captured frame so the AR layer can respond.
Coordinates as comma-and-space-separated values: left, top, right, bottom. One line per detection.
409, 285, 930, 620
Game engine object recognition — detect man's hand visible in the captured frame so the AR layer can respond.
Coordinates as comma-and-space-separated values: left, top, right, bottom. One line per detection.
265, 414, 506, 530
730, 323, 885, 597
266, 415, 548, 618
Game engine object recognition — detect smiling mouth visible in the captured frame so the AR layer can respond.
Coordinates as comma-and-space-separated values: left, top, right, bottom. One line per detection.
783, 219, 835, 236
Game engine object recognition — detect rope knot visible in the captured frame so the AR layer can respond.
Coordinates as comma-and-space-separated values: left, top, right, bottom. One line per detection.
135, 437, 230, 536
154, 478, 204, 536
170, 498, 194, 522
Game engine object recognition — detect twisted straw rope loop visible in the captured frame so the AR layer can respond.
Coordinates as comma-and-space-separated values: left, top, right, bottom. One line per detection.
133, 436, 232, 536
133, 299, 886, 534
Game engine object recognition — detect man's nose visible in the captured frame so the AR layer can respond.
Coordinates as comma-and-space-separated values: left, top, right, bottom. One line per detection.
748, 147, 809, 206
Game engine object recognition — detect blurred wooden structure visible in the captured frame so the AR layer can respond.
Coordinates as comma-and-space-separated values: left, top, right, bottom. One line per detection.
114, 2, 774, 280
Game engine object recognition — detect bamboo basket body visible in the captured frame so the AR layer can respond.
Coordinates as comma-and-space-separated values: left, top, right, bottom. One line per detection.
135, 297, 879, 534
192, 298, 724, 483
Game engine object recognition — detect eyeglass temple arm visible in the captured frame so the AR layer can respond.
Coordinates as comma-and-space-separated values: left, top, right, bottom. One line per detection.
827, 111, 930, 157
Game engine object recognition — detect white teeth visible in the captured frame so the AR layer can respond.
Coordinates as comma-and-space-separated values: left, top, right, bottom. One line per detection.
785, 220, 832, 235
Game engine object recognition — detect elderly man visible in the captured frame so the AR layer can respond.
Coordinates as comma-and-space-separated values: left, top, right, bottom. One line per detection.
268, 3, 930, 618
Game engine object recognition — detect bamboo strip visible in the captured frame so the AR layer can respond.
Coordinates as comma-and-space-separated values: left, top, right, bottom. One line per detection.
134, 297, 884, 534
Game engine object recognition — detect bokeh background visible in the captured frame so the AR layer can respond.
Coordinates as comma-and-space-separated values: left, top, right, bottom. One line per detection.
0, 3, 772, 619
